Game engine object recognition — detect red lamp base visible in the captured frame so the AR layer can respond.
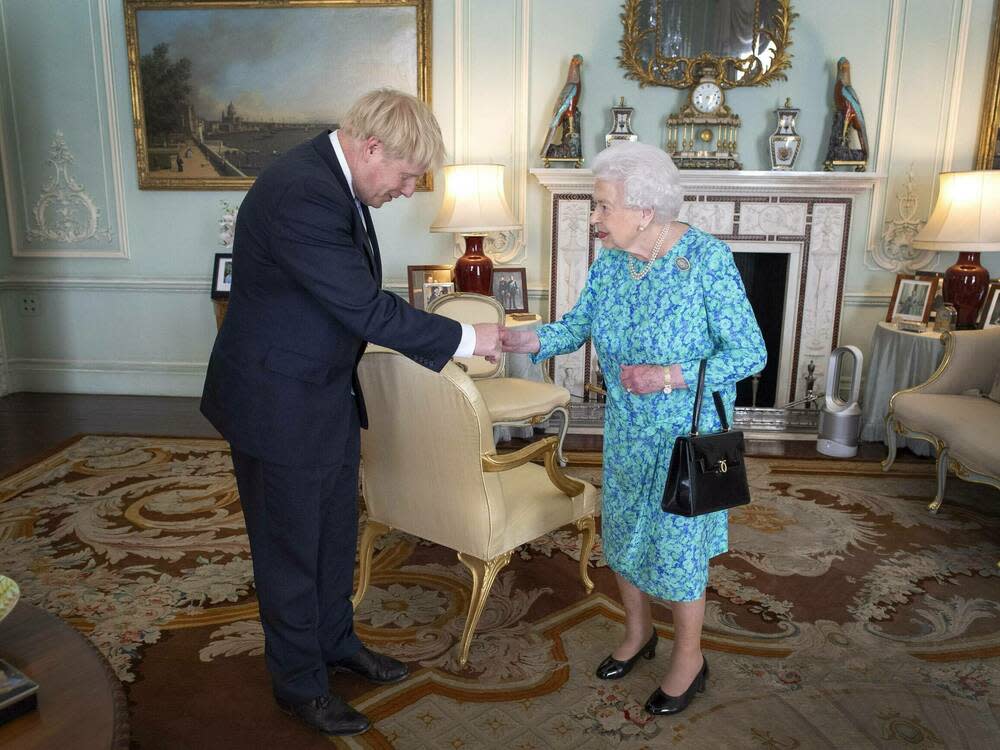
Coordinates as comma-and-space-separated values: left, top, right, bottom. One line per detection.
454, 235, 494, 295
942, 251, 989, 327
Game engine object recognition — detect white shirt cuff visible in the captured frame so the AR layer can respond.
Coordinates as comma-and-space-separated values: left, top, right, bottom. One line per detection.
455, 323, 476, 357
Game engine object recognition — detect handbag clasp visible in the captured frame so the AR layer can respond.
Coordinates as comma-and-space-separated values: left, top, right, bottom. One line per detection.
719, 459, 728, 473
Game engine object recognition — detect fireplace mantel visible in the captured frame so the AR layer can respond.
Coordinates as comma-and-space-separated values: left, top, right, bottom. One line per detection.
531, 168, 885, 410
530, 168, 883, 196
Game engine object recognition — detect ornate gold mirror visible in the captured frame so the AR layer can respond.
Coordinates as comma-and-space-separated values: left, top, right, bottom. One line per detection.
619, 0, 796, 88
975, 13, 1000, 169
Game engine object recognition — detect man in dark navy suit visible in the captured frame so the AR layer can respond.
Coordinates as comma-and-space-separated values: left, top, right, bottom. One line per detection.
201, 89, 500, 737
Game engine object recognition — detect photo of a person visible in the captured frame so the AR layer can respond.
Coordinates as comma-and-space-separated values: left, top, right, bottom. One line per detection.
423, 281, 454, 306
223, 261, 233, 287
491, 268, 528, 313
888, 276, 936, 323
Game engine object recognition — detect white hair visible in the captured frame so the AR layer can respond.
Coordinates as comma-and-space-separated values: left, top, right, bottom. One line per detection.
591, 142, 683, 223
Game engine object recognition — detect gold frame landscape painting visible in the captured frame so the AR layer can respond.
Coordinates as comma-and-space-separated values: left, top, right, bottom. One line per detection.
124, 0, 432, 190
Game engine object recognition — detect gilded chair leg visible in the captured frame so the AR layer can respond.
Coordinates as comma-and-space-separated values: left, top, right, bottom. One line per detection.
553, 406, 570, 467
881, 415, 898, 472
576, 515, 596, 594
352, 519, 390, 609
455, 550, 513, 667
929, 448, 949, 513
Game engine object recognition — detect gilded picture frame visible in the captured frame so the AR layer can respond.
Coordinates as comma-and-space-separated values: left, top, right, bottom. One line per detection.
124, 0, 432, 190
975, 8, 1000, 170
618, 0, 796, 89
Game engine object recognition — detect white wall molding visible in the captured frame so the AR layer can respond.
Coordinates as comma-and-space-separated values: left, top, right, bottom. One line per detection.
7, 357, 207, 397
0, 276, 208, 293
867, 0, 969, 271
0, 0, 128, 258
863, 0, 904, 262
843, 292, 892, 307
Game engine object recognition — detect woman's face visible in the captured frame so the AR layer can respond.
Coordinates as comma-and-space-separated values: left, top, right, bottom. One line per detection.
590, 179, 645, 251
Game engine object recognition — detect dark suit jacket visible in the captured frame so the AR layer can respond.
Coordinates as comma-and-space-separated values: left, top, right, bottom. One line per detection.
201, 131, 461, 467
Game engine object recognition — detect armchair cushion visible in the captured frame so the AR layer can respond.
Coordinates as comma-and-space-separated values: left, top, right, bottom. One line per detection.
475, 378, 571, 422
489, 463, 598, 559
894, 393, 1000, 477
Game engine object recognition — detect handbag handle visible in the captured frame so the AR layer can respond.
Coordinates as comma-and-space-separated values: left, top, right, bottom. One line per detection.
689, 359, 730, 436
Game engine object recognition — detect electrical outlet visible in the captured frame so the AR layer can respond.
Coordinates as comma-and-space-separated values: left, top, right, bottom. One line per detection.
19, 295, 39, 316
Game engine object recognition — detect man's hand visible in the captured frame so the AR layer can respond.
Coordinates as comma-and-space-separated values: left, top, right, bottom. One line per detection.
473, 323, 502, 363
500, 327, 541, 354
619, 364, 686, 395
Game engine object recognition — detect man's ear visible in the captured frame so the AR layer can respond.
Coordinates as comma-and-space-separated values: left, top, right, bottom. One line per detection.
363, 137, 382, 161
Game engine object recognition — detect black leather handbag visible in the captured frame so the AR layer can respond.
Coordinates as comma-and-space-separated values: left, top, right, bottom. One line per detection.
662, 360, 750, 517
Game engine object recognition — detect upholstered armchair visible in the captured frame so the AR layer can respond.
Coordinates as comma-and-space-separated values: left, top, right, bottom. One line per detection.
428, 292, 572, 464
882, 327, 1000, 512
353, 348, 597, 666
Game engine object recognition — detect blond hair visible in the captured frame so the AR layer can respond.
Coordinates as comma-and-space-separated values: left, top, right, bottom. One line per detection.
340, 89, 445, 171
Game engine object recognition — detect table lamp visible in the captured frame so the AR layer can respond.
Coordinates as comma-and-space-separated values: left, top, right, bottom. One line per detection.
430, 164, 519, 295
912, 170, 1000, 327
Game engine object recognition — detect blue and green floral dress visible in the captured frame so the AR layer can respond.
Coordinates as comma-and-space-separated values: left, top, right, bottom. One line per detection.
533, 226, 766, 601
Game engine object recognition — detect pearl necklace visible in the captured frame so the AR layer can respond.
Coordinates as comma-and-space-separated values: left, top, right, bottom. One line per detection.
627, 224, 670, 281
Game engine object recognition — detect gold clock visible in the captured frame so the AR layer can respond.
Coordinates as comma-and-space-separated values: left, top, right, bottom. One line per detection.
666, 73, 742, 170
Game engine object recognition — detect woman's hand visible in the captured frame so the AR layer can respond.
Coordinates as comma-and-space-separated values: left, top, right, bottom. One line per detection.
500, 328, 541, 354
619, 364, 686, 395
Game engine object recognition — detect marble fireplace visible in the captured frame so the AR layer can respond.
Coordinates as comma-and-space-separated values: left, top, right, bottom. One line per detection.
530, 169, 882, 428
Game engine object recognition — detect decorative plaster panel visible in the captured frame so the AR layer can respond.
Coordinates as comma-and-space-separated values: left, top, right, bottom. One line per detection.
0, 0, 127, 258
532, 170, 877, 410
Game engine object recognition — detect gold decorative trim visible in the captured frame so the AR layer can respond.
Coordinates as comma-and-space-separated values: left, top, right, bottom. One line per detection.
455, 550, 513, 667
123, 0, 433, 190
975, 7, 1000, 169
482, 436, 584, 497
618, 0, 797, 89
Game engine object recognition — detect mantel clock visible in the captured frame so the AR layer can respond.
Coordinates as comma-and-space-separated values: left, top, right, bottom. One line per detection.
666, 73, 742, 170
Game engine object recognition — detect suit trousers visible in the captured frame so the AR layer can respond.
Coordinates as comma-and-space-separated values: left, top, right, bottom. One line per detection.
231, 406, 363, 703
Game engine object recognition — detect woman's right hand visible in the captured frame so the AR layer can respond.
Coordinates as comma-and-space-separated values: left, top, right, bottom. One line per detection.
500, 328, 541, 354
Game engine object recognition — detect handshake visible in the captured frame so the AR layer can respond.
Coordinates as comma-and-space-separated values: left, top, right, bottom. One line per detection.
472, 323, 540, 362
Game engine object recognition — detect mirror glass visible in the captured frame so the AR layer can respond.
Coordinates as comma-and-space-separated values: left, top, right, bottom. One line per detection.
621, 0, 794, 88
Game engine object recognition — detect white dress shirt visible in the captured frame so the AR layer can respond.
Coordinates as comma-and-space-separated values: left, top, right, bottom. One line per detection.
328, 130, 476, 357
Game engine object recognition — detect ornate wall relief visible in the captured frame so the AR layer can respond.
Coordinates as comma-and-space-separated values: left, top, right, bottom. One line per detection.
26, 131, 113, 245
875, 168, 934, 273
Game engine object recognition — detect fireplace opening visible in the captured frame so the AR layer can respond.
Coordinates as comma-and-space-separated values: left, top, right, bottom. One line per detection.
732, 252, 789, 408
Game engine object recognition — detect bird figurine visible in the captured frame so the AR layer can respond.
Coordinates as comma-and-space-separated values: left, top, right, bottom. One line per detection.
833, 56, 868, 160
540, 54, 583, 163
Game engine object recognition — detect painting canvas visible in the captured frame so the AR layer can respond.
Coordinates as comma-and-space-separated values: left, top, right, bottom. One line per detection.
124, 0, 430, 190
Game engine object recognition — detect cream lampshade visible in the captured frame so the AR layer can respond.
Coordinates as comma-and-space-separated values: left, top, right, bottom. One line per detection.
430, 164, 519, 295
912, 170, 1000, 326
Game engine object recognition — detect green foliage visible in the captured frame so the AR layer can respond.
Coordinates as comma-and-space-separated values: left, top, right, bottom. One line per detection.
140, 43, 192, 144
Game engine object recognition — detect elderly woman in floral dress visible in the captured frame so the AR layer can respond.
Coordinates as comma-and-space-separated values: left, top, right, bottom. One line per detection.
501, 141, 765, 715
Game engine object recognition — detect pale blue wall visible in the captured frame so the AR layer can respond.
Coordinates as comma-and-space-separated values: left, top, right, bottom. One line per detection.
0, 0, 997, 396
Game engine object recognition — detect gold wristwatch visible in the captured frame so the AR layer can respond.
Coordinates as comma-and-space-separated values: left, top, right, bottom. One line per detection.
662, 366, 673, 394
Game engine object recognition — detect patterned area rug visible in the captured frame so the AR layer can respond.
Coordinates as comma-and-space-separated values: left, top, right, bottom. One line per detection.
1, 436, 998, 749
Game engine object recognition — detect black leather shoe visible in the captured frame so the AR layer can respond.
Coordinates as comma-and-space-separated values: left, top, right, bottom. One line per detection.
595, 630, 658, 680
644, 658, 709, 716
275, 694, 370, 736
330, 646, 409, 684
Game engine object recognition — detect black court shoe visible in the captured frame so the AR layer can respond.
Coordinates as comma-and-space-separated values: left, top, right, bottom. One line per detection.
595, 630, 658, 680
644, 658, 709, 715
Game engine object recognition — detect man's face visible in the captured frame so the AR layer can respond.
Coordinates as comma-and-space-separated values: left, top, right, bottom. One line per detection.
354, 138, 425, 208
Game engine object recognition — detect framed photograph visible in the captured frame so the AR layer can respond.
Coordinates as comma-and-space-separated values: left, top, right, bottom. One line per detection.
211, 253, 233, 299
978, 282, 1000, 329
422, 281, 454, 308
492, 267, 529, 313
407, 265, 453, 310
886, 274, 938, 324
124, 0, 431, 190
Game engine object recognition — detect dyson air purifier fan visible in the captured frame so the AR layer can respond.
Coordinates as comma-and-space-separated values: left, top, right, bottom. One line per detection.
816, 346, 863, 458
